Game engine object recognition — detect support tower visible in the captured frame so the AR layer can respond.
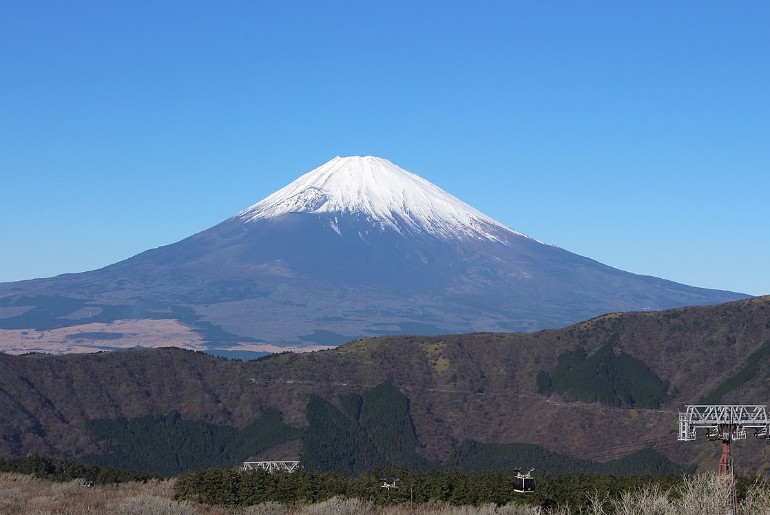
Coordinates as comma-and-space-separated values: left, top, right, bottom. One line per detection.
678, 405, 770, 515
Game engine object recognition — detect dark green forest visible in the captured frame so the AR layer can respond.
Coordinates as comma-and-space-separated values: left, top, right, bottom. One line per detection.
77, 381, 688, 477
303, 382, 428, 474
537, 342, 670, 408
82, 408, 301, 475
173, 466, 768, 511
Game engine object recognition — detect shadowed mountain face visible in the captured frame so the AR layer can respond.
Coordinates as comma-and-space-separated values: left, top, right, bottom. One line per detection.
0, 156, 747, 353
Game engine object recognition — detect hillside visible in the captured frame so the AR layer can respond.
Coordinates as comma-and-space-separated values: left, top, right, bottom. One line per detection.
1, 296, 769, 474
0, 157, 746, 354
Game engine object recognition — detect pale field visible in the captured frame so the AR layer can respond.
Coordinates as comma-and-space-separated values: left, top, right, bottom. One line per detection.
0, 473, 209, 515
0, 319, 332, 355
0, 319, 207, 354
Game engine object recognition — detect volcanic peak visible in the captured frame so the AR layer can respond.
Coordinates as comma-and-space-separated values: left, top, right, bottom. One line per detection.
237, 156, 523, 241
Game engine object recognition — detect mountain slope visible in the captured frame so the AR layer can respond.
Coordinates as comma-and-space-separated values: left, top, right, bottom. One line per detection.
0, 156, 747, 353
1, 296, 769, 474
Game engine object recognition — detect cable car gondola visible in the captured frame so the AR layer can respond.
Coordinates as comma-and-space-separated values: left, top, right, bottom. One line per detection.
513, 468, 535, 493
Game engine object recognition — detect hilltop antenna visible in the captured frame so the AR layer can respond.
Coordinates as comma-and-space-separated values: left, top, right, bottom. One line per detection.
678, 405, 770, 515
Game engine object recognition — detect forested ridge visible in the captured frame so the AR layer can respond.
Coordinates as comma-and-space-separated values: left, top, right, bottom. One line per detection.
1, 296, 770, 474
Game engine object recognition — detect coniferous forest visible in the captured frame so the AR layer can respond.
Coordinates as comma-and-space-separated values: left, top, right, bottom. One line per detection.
4, 456, 770, 514
73, 382, 690, 477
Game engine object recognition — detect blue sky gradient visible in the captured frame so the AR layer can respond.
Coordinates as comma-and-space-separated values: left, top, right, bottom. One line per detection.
1, 1, 768, 295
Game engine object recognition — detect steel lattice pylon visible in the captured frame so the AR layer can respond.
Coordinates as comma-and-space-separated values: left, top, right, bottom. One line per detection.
678, 405, 769, 441
678, 405, 770, 515
241, 461, 301, 473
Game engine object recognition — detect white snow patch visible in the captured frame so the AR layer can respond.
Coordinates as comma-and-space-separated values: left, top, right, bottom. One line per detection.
237, 156, 530, 242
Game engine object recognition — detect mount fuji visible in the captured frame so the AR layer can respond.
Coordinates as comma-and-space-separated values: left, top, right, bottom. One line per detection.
0, 156, 747, 355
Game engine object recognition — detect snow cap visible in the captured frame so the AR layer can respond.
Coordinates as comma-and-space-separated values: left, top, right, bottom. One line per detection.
238, 156, 520, 241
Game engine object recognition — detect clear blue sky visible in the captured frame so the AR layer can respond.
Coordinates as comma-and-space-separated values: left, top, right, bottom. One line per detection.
1, 1, 768, 296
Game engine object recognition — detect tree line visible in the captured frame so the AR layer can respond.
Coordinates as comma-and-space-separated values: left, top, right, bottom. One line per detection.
174, 466, 759, 511
0, 455, 156, 484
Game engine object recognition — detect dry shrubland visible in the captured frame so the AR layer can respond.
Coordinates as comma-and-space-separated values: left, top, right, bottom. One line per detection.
1, 472, 766, 514
0, 473, 198, 515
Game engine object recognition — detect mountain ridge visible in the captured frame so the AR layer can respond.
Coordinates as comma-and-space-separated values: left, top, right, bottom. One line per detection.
0, 156, 748, 353
1, 296, 769, 474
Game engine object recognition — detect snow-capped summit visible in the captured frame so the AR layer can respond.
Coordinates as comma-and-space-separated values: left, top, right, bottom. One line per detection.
238, 156, 519, 241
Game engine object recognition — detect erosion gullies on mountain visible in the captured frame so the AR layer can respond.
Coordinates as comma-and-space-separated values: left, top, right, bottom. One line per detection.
0, 156, 748, 354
